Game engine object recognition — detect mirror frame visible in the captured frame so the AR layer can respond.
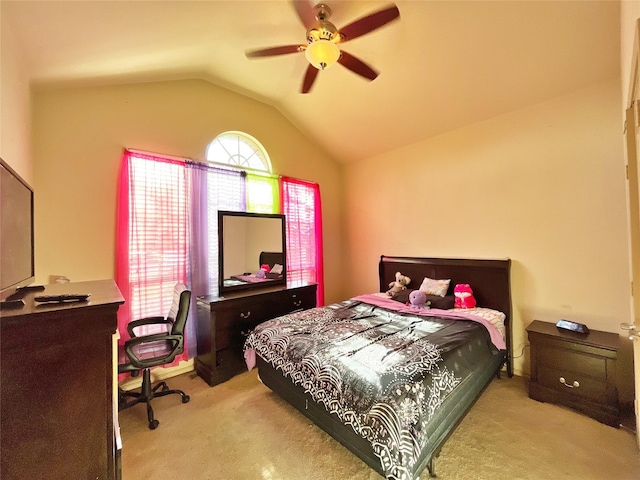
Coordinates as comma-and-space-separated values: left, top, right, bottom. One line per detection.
218, 210, 286, 295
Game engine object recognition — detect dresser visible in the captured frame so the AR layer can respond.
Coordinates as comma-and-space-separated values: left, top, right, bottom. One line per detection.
195, 282, 317, 386
0, 280, 124, 479
526, 320, 620, 427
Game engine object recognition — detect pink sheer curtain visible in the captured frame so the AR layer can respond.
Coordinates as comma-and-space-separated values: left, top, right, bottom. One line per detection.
115, 152, 132, 343
280, 176, 324, 306
115, 149, 190, 371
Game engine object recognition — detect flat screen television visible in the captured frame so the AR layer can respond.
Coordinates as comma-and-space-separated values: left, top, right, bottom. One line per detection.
218, 210, 286, 294
0, 157, 35, 301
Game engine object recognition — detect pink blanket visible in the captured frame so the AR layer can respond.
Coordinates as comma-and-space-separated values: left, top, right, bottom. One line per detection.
352, 294, 506, 350
231, 274, 272, 283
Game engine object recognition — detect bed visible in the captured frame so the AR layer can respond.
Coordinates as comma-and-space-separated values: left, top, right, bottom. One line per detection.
244, 256, 512, 480
228, 251, 285, 284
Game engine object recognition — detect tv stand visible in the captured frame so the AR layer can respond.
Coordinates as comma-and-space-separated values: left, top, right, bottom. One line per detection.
0, 279, 124, 480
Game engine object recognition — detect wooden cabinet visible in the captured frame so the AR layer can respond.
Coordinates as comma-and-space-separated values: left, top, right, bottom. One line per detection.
0, 280, 124, 479
526, 320, 620, 427
195, 283, 317, 386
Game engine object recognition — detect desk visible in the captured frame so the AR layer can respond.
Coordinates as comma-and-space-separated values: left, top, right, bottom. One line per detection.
0, 280, 124, 479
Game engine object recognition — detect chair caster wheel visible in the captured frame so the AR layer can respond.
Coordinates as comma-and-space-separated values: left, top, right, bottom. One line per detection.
182, 395, 190, 403
149, 420, 159, 430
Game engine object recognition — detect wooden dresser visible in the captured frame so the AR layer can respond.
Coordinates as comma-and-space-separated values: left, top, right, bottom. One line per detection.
0, 280, 124, 479
195, 282, 317, 386
526, 320, 620, 427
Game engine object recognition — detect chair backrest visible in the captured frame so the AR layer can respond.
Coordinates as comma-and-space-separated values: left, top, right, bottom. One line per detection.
167, 283, 185, 320
168, 283, 191, 336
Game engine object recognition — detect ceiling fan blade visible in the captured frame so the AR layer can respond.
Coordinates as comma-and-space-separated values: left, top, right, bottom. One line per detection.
291, 0, 316, 29
245, 45, 304, 58
301, 64, 319, 94
338, 4, 400, 43
338, 51, 378, 81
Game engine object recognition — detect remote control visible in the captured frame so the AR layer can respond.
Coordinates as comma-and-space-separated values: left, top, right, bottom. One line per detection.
0, 299, 25, 310
34, 294, 91, 303
5, 285, 46, 301
16, 285, 45, 292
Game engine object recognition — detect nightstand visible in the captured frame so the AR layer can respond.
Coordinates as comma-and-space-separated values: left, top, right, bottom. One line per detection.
526, 320, 620, 427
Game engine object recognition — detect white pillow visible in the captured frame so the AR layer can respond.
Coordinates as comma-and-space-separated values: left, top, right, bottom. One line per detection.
419, 277, 451, 297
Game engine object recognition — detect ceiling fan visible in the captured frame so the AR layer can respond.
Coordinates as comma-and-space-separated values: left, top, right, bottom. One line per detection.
245, 0, 400, 94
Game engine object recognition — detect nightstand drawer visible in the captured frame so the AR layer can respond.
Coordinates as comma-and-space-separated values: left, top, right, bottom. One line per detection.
537, 365, 607, 400
536, 344, 607, 380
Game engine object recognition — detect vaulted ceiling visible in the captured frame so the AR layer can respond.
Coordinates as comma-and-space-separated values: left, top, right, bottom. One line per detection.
2, 1, 620, 163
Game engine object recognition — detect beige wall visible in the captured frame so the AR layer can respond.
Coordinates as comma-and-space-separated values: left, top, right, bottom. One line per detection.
344, 79, 631, 388
30, 79, 344, 303
0, 10, 31, 182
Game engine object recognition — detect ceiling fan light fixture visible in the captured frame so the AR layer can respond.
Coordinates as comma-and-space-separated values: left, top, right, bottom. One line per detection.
305, 39, 340, 70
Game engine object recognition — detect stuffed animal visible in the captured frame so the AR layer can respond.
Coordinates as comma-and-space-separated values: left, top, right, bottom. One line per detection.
255, 264, 270, 279
409, 290, 430, 309
387, 271, 411, 296
454, 283, 476, 309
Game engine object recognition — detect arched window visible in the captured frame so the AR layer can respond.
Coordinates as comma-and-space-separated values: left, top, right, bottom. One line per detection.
205, 131, 272, 173
206, 131, 277, 214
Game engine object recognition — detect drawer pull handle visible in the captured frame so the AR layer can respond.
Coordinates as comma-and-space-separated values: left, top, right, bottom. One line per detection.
559, 377, 579, 388
293, 300, 302, 307
240, 311, 251, 319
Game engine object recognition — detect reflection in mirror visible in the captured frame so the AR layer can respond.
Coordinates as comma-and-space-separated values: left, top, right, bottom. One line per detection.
218, 211, 286, 294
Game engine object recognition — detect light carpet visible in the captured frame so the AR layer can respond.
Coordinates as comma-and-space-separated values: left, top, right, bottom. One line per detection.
119, 370, 640, 480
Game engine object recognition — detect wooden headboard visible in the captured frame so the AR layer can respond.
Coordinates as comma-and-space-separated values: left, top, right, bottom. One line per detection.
259, 251, 284, 268
378, 255, 513, 376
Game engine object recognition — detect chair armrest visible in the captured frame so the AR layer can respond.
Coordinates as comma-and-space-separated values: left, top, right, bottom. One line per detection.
127, 317, 171, 337
123, 333, 183, 369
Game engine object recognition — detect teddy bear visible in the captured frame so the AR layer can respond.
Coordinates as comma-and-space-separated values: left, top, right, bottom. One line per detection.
409, 289, 431, 309
386, 271, 411, 296
454, 283, 476, 309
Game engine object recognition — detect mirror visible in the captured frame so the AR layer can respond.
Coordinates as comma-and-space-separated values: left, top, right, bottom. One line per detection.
218, 211, 286, 294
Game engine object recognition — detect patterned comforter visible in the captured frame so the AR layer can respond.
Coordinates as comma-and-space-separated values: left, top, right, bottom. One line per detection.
244, 298, 503, 480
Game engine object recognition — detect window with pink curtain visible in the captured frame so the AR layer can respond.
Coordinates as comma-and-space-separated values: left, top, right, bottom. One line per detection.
115, 150, 325, 369
115, 149, 190, 367
280, 177, 324, 306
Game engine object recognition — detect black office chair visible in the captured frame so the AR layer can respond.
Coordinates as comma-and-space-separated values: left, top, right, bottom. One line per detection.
118, 283, 191, 429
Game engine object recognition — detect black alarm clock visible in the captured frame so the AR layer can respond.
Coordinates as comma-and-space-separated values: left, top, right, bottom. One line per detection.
556, 319, 590, 334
